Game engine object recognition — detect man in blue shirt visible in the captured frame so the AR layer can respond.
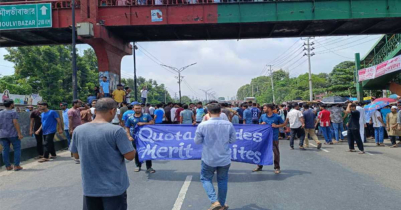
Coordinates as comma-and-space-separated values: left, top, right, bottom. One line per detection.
251, 103, 261, 124
195, 103, 236, 210
237, 104, 244, 124
153, 104, 165, 124
69, 98, 135, 210
36, 102, 63, 163
125, 104, 155, 173
196, 102, 205, 124
302, 104, 322, 149
242, 104, 252, 124
100, 76, 110, 97
253, 104, 286, 174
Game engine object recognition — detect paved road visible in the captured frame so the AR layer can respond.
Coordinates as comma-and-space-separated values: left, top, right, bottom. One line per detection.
1, 139, 401, 210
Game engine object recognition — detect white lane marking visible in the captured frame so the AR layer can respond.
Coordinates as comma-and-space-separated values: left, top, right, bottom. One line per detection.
0, 151, 70, 177
366, 152, 374, 156
172, 175, 192, 210
310, 143, 329, 153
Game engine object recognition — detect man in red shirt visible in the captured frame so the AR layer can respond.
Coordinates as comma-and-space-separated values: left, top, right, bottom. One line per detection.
316, 104, 333, 145
174, 103, 184, 123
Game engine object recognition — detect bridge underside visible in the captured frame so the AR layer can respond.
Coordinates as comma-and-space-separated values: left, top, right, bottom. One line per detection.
2, 18, 401, 47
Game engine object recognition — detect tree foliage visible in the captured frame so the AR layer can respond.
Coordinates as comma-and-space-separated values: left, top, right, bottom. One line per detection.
121, 77, 173, 104
236, 63, 356, 104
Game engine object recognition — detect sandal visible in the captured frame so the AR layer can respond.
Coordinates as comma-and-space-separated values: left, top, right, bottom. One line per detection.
208, 202, 222, 210
220, 205, 229, 210
390, 145, 398, 148
38, 158, 50, 163
146, 168, 156, 173
134, 168, 141, 172
346, 150, 356, 152
252, 167, 263, 172
358, 151, 365, 154
274, 169, 281, 174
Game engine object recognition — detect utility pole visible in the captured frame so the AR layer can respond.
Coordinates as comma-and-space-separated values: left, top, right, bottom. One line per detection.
162, 63, 197, 103
303, 37, 315, 101
71, 0, 78, 99
133, 42, 138, 101
199, 88, 212, 102
267, 65, 275, 104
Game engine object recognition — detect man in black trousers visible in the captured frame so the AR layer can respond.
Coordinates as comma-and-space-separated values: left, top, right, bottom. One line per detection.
346, 102, 365, 154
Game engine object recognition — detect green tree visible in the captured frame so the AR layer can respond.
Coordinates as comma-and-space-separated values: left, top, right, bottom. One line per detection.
180, 96, 192, 104
121, 77, 173, 104
327, 61, 356, 97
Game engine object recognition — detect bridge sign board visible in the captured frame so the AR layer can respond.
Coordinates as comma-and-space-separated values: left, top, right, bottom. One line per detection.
0, 3, 52, 30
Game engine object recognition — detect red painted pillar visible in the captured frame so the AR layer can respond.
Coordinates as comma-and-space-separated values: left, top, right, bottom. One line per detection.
78, 0, 132, 91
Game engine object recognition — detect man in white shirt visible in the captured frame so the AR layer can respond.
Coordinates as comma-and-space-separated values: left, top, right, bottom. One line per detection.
171, 104, 178, 124
140, 87, 148, 105
111, 108, 121, 125
371, 109, 385, 146
356, 102, 366, 142
284, 103, 305, 150
149, 104, 155, 118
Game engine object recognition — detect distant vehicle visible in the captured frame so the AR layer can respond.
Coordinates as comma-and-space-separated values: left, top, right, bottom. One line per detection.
244, 97, 256, 103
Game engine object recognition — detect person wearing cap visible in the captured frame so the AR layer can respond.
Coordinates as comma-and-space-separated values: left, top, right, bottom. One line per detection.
60, 102, 71, 148
112, 84, 126, 105
100, 76, 111, 98
387, 106, 400, 148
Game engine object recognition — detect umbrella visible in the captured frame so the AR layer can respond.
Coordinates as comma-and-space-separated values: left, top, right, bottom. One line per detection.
373, 98, 396, 103
322, 96, 348, 104
364, 101, 390, 122
389, 94, 399, 99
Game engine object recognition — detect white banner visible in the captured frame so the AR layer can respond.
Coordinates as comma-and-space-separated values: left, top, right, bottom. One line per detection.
358, 55, 401, 82
0, 89, 42, 105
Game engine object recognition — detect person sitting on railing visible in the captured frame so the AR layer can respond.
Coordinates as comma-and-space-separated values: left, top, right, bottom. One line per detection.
137, 0, 146, 5
155, 0, 163, 5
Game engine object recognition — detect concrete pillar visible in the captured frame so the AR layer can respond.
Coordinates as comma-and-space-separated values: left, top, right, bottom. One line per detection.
355, 53, 363, 101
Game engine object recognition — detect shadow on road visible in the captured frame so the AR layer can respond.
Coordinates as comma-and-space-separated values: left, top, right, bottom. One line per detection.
229, 204, 270, 210
144, 169, 311, 183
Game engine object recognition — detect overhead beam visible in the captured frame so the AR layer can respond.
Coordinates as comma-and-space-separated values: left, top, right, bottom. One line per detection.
0, 33, 30, 45
359, 20, 383, 34
328, 21, 348, 35
29, 31, 59, 44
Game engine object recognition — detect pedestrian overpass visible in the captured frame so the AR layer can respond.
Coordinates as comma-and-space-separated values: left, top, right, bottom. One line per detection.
2, 0, 401, 84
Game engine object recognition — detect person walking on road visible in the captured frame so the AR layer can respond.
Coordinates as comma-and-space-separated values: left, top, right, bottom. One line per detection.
36, 101, 63, 163
286, 103, 306, 150
317, 104, 332, 145
125, 103, 155, 173
195, 103, 236, 210
253, 104, 286, 174
345, 103, 365, 154
302, 104, 322, 149
0, 99, 24, 171
371, 109, 385, 146
30, 106, 43, 159
60, 103, 71, 147
69, 98, 135, 210
386, 106, 400, 148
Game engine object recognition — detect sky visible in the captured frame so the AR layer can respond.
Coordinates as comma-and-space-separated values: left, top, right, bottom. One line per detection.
0, 35, 381, 100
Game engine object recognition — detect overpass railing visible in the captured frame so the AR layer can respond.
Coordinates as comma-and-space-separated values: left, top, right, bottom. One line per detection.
98, 0, 297, 6
366, 34, 401, 66
0, 0, 80, 9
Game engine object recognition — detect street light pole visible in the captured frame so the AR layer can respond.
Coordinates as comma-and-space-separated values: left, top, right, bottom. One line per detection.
161, 63, 197, 103
267, 65, 275, 104
71, 0, 78, 100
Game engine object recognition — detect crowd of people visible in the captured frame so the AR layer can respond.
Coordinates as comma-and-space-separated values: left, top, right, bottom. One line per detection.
1, 90, 401, 210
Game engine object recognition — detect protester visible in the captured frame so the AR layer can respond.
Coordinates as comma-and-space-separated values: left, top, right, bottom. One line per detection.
195, 103, 236, 210
386, 106, 399, 148
196, 102, 206, 124
302, 104, 322, 149
371, 108, 385, 146
144, 103, 151, 114
100, 76, 110, 97
90, 99, 97, 120
112, 107, 121, 126
112, 84, 126, 105
124, 87, 131, 103
356, 102, 367, 142
286, 103, 306, 150
140, 86, 148, 104
317, 104, 332, 145
93, 86, 100, 99
36, 102, 63, 163
164, 102, 173, 124
69, 98, 135, 210
180, 104, 196, 125
0, 99, 24, 171
120, 102, 129, 122
221, 103, 233, 122
237, 104, 244, 124
242, 104, 252, 124
80, 104, 92, 124
154, 104, 165, 124
175, 103, 184, 123
329, 104, 345, 142
125, 104, 155, 173
251, 103, 261, 124
60, 102, 71, 147
345, 103, 364, 154
149, 104, 155, 118
171, 103, 178, 124
253, 104, 285, 174
30, 106, 43, 158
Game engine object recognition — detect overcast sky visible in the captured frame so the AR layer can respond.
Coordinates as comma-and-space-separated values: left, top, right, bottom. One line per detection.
0, 35, 381, 100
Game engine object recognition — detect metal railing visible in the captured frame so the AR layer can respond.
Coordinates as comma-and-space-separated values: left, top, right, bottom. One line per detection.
98, 0, 291, 6
367, 34, 401, 66
0, 0, 80, 9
